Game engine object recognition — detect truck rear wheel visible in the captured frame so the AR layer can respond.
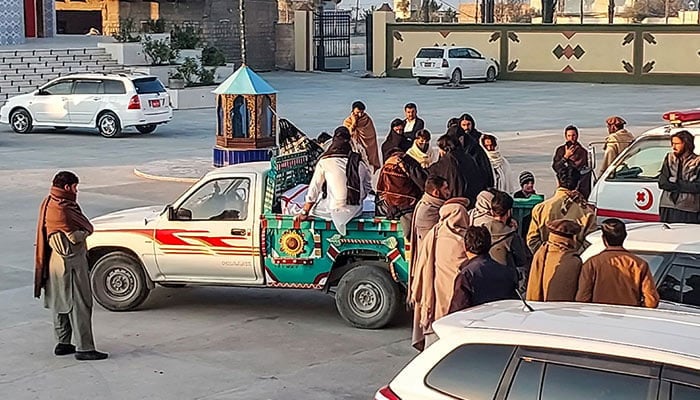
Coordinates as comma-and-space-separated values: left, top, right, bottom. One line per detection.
335, 263, 401, 329
90, 251, 150, 311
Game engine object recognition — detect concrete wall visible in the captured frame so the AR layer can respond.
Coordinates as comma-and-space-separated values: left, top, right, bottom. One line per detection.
0, 0, 25, 45
276, 23, 295, 70
377, 19, 700, 85
244, 0, 278, 70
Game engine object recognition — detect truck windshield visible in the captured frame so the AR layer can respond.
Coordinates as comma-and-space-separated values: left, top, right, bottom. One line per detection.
607, 138, 669, 182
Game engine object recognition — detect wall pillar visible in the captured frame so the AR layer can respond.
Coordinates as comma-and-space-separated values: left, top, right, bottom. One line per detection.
294, 9, 313, 72
372, 4, 395, 77
0, 0, 26, 44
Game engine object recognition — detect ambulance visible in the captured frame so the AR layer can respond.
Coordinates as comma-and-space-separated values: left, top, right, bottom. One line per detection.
589, 109, 700, 223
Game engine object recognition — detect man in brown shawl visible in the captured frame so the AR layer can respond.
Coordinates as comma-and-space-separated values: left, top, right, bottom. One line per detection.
343, 101, 381, 172
35, 171, 108, 360
658, 130, 700, 223
552, 125, 592, 199
526, 219, 583, 302
409, 197, 470, 351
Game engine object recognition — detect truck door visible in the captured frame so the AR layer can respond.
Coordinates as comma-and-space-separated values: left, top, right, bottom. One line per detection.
153, 174, 261, 283
594, 137, 668, 222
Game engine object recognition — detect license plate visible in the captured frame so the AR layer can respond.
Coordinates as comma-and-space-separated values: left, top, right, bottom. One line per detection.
422, 62, 433, 67
149, 99, 161, 108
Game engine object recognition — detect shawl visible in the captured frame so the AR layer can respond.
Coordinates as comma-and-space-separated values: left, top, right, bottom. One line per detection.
410, 203, 470, 331
406, 142, 437, 168
469, 190, 495, 227
344, 113, 381, 171
35, 186, 93, 298
483, 140, 516, 194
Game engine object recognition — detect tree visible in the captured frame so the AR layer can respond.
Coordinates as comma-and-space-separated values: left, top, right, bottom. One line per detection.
627, 0, 683, 21
397, 0, 411, 19
495, 0, 531, 22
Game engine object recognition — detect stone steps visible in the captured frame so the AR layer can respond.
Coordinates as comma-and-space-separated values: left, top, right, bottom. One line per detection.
0, 47, 127, 104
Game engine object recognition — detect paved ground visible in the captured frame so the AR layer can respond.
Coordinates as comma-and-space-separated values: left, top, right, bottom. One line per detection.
1, 70, 698, 399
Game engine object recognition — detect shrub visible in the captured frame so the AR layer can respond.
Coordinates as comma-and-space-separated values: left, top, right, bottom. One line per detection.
198, 67, 216, 85
113, 18, 141, 43
176, 57, 200, 86
171, 25, 202, 50
142, 37, 178, 65
144, 19, 167, 34
202, 46, 226, 66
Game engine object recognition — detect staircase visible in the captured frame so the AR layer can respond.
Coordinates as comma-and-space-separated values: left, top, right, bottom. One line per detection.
0, 47, 128, 103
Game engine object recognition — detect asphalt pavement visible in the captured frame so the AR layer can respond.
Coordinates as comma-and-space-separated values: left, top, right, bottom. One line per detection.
0, 71, 698, 399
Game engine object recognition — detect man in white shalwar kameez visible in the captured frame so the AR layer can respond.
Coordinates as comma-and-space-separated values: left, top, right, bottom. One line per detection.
481, 134, 516, 194
298, 127, 372, 235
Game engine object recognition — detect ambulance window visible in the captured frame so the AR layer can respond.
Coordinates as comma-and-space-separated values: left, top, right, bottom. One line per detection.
608, 139, 668, 182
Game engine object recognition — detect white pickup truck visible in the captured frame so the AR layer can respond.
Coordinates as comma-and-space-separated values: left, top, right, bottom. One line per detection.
86, 152, 410, 329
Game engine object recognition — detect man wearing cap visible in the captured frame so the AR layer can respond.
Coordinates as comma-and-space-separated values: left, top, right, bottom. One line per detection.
526, 219, 583, 302
599, 116, 635, 176
576, 218, 659, 308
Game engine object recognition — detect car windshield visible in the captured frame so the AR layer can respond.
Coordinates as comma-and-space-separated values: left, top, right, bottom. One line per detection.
608, 138, 668, 181
633, 252, 670, 275
133, 77, 166, 94
417, 48, 444, 59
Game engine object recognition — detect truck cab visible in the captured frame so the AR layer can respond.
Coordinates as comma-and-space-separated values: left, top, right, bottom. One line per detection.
86, 151, 409, 329
589, 109, 700, 223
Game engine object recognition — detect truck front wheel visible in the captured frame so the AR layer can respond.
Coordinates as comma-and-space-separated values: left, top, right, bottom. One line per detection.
335, 263, 401, 329
90, 252, 150, 311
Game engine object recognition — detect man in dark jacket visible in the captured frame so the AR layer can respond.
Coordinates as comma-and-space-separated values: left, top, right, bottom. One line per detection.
446, 124, 494, 189
483, 191, 530, 291
552, 125, 592, 199
658, 130, 700, 223
402, 103, 425, 140
429, 135, 471, 201
381, 119, 412, 161
449, 226, 519, 313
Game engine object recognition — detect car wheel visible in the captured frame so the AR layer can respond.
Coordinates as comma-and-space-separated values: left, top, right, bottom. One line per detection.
335, 263, 401, 329
54, 126, 67, 131
91, 252, 150, 311
97, 111, 122, 138
136, 124, 157, 134
10, 109, 33, 134
486, 67, 497, 82
450, 68, 462, 84
417, 78, 429, 85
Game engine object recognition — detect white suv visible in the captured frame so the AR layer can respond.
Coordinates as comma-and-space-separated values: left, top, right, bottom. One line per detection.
0, 73, 173, 138
412, 46, 499, 85
375, 300, 700, 399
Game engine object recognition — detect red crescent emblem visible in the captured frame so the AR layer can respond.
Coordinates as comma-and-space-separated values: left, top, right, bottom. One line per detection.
634, 188, 654, 211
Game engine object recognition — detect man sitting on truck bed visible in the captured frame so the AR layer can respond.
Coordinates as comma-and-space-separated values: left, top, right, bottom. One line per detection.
298, 127, 373, 235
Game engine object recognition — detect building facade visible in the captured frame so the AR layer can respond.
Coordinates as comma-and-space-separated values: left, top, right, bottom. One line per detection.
0, 0, 56, 45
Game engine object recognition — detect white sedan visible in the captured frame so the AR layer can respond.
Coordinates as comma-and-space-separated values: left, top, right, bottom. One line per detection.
412, 46, 499, 85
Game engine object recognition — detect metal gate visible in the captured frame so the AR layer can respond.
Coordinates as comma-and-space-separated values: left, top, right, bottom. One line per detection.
314, 11, 351, 71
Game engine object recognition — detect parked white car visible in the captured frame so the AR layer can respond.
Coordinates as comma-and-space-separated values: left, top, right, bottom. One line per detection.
0, 73, 172, 137
375, 300, 700, 400
411, 46, 499, 85
589, 109, 700, 222
582, 223, 700, 312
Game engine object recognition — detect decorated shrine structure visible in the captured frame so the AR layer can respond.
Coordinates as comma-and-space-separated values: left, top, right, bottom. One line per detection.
212, 65, 278, 167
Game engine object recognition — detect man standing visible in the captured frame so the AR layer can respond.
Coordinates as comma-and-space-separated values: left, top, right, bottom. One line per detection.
429, 135, 471, 200
376, 148, 426, 238
483, 191, 530, 289
458, 113, 483, 142
411, 175, 450, 248
526, 165, 596, 254
576, 219, 660, 308
599, 116, 635, 176
409, 198, 471, 350
402, 102, 425, 140
552, 125, 592, 199
449, 226, 518, 313
35, 171, 108, 360
343, 101, 381, 172
526, 219, 582, 302
406, 129, 439, 168
658, 130, 700, 223
481, 134, 516, 194
300, 127, 373, 236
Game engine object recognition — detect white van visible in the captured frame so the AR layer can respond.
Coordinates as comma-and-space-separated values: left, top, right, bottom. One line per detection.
589, 109, 700, 223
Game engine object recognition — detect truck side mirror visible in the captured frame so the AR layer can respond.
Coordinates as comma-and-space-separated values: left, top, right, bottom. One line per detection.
175, 208, 192, 221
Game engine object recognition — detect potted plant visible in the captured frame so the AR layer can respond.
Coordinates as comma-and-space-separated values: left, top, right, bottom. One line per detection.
202, 46, 233, 83
171, 25, 203, 64
142, 19, 170, 44
98, 18, 148, 65
168, 71, 186, 89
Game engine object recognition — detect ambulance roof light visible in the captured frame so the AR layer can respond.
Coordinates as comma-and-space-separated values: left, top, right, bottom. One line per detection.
662, 109, 700, 127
